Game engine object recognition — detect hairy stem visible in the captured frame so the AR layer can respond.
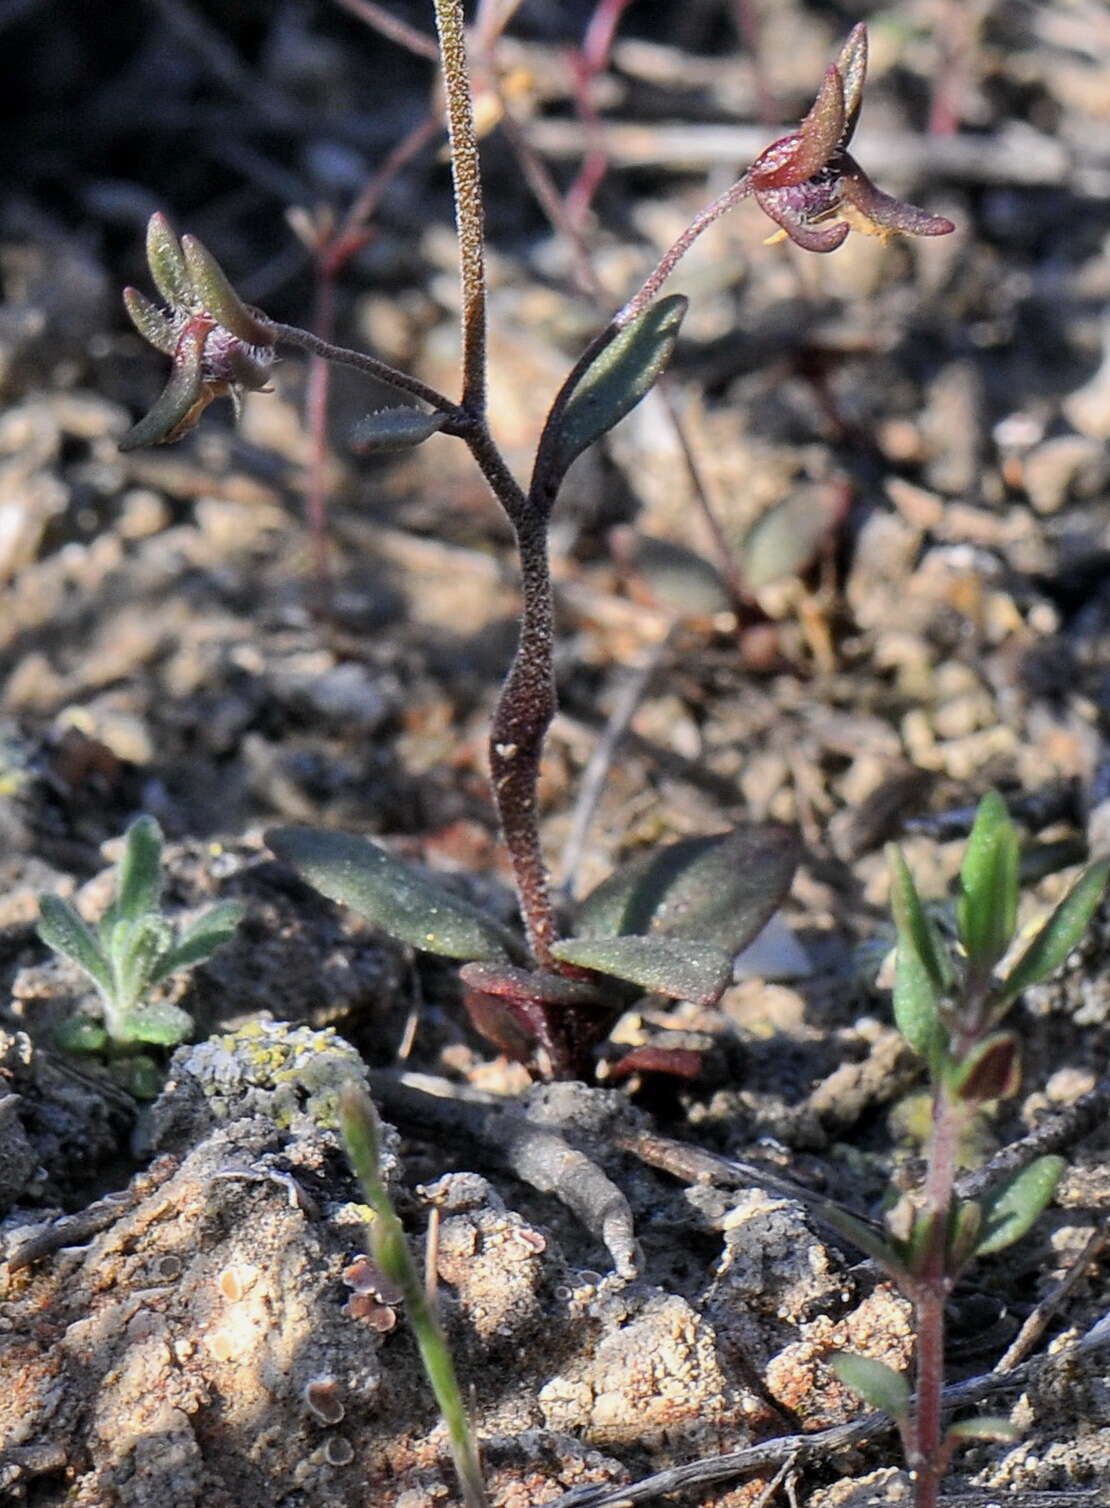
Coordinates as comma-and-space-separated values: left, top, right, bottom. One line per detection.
432, 0, 488, 415
617, 173, 753, 327
268, 321, 466, 421
489, 510, 559, 975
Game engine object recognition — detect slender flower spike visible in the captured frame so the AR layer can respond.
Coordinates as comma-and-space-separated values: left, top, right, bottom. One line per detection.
120, 213, 276, 450
750, 25, 955, 252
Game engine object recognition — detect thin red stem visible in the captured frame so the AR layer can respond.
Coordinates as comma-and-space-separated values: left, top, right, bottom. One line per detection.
910, 1086, 964, 1508
617, 173, 753, 327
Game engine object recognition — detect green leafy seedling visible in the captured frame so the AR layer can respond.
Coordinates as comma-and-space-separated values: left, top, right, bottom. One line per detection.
831, 793, 1108, 1508
38, 815, 243, 1050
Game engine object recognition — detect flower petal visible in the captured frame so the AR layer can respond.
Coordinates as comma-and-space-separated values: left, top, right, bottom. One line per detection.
119, 323, 207, 450
145, 213, 194, 310
122, 287, 177, 355
755, 189, 850, 253
836, 23, 868, 145
181, 234, 275, 347
839, 157, 956, 237
751, 66, 844, 190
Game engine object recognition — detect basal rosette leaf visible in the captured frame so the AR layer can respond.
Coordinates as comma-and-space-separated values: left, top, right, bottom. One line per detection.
573, 824, 799, 957
37, 896, 113, 1000
550, 934, 733, 1005
267, 826, 520, 963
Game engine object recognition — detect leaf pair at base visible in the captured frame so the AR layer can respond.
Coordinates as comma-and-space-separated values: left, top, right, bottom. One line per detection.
265, 821, 800, 1076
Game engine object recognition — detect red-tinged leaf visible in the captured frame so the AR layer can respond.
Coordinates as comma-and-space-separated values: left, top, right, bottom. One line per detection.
606, 1045, 704, 1082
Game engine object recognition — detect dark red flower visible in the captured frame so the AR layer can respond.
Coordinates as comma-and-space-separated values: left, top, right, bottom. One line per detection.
749, 25, 955, 253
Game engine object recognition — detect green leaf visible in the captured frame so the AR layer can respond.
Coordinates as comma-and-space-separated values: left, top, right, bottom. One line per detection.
181, 233, 274, 346
118, 325, 206, 450
575, 824, 799, 956
534, 296, 687, 494
352, 408, 448, 453
37, 896, 113, 999
266, 827, 519, 963
55, 1016, 109, 1054
148, 900, 244, 984
123, 287, 177, 355
956, 791, 1019, 972
976, 1156, 1065, 1256
114, 914, 174, 1011
828, 1353, 910, 1418
145, 212, 192, 309
550, 934, 733, 1004
820, 1205, 905, 1277
114, 815, 164, 926
886, 845, 949, 1064
996, 859, 1110, 1007
945, 1416, 1019, 1444
116, 1000, 194, 1047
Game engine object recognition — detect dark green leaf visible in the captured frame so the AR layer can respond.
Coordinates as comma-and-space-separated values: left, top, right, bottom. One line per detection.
574, 824, 799, 956
976, 1156, 1065, 1255
352, 408, 448, 453
37, 896, 113, 998
149, 901, 244, 984
116, 1000, 194, 1047
115, 815, 164, 926
886, 845, 949, 1064
956, 791, 1019, 972
997, 859, 1110, 1007
266, 827, 518, 963
550, 935, 733, 1004
535, 296, 687, 491
828, 1353, 910, 1417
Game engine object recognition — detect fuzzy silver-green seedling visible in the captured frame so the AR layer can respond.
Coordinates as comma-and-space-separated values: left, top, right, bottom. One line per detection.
38, 815, 243, 1051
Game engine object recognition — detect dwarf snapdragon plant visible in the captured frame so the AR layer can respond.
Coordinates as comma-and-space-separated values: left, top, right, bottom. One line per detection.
829, 792, 1109, 1508
119, 11, 952, 1080
37, 815, 243, 1051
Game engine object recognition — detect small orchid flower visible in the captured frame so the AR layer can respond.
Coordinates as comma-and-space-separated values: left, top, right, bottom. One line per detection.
749, 25, 955, 253
120, 214, 276, 450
